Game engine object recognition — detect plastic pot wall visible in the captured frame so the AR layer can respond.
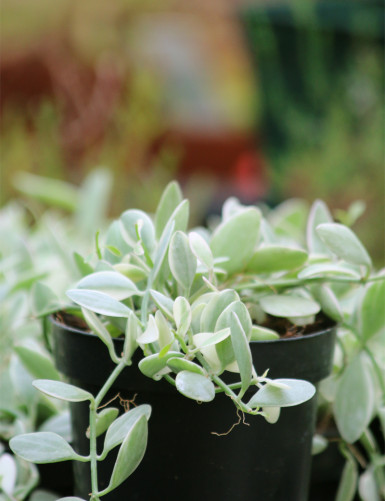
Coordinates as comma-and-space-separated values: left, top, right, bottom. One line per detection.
52, 319, 336, 501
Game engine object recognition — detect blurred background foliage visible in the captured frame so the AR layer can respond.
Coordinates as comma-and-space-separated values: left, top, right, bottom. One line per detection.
0, 0, 384, 264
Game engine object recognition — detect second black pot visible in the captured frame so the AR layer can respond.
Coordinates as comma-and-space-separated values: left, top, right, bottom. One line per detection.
52, 319, 335, 501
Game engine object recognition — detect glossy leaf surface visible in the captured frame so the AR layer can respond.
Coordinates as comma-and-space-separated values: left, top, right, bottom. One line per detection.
175, 371, 215, 402
33, 380, 93, 403
248, 379, 315, 408
10, 432, 83, 463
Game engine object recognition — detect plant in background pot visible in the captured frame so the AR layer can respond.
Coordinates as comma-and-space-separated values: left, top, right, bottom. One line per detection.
9, 182, 384, 501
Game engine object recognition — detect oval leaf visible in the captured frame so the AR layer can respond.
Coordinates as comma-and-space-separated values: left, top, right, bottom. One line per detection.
298, 263, 361, 279
14, 346, 61, 381
248, 379, 316, 408
316, 223, 372, 269
260, 294, 321, 318
10, 432, 82, 463
336, 456, 358, 501
229, 312, 252, 398
138, 351, 183, 379
167, 358, 205, 375
154, 181, 183, 239
76, 271, 138, 300
359, 278, 385, 342
334, 354, 375, 443
33, 380, 93, 403
250, 325, 280, 341
247, 245, 308, 273
306, 199, 333, 255
66, 289, 132, 318
169, 231, 197, 292
107, 415, 148, 491
175, 371, 215, 402
189, 231, 214, 270
173, 296, 192, 336
103, 404, 151, 455
210, 208, 261, 274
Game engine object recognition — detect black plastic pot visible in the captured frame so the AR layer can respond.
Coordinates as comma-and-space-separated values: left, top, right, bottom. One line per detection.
52, 318, 335, 501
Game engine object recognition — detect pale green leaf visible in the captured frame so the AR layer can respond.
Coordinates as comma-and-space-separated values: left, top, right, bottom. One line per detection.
33, 380, 93, 403
200, 290, 239, 333
107, 415, 148, 491
358, 469, 380, 501
31, 282, 61, 317
317, 223, 372, 269
310, 285, 344, 322
193, 328, 231, 349
150, 290, 174, 320
120, 209, 155, 252
247, 245, 308, 273
81, 308, 118, 362
175, 371, 215, 402
113, 263, 147, 283
210, 207, 261, 274
94, 408, 119, 438
76, 271, 138, 300
335, 456, 358, 501
189, 231, 214, 270
359, 278, 385, 342
250, 325, 280, 341
138, 352, 183, 379
229, 312, 252, 398
306, 200, 333, 255
334, 354, 375, 443
155, 310, 174, 349
248, 379, 316, 408
10, 432, 83, 463
262, 406, 281, 424
14, 346, 60, 381
167, 358, 205, 375
169, 231, 197, 292
66, 289, 132, 317
260, 294, 321, 318
154, 181, 183, 239
173, 296, 192, 337
298, 263, 361, 279
312, 434, 328, 455
137, 315, 158, 344
123, 311, 140, 363
103, 404, 151, 455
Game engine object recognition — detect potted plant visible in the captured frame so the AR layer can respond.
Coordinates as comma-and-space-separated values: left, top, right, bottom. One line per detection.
9, 182, 383, 501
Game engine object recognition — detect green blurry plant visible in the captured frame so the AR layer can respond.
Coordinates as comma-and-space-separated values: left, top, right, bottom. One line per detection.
0, 169, 112, 500
8, 182, 384, 501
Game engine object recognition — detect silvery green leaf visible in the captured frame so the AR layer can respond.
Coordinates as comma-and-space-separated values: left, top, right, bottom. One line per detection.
173, 296, 192, 337
335, 455, 358, 501
0, 453, 16, 495
123, 311, 140, 363
310, 284, 344, 322
120, 209, 155, 252
215, 300, 252, 368
33, 380, 93, 403
311, 434, 328, 455
73, 252, 94, 276
106, 415, 148, 492
262, 406, 281, 424
229, 312, 252, 398
247, 245, 308, 273
155, 310, 174, 349
76, 271, 138, 300
167, 358, 205, 375
248, 379, 315, 408
250, 325, 280, 341
94, 408, 119, 438
210, 207, 261, 274
14, 346, 60, 381
113, 263, 147, 283
103, 404, 151, 455
316, 223, 372, 269
306, 200, 333, 255
137, 315, 158, 344
175, 371, 215, 402
31, 282, 61, 317
358, 278, 385, 342
66, 289, 132, 317
200, 290, 239, 333
57, 498, 86, 501
298, 263, 361, 279
169, 231, 197, 292
10, 432, 84, 463
334, 354, 375, 443
358, 468, 380, 501
260, 294, 321, 318
154, 181, 183, 239
138, 352, 183, 379
82, 308, 118, 362
193, 328, 231, 349
189, 231, 214, 270
29, 491, 59, 501
149, 218, 175, 286
39, 411, 72, 442
191, 302, 207, 334
150, 290, 174, 319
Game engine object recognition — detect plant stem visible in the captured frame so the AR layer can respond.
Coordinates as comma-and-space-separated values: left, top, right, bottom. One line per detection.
89, 400, 100, 500
95, 359, 128, 407
232, 274, 384, 293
